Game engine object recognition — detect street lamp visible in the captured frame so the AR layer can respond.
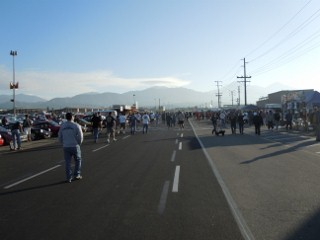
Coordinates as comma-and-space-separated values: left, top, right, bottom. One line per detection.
10, 50, 18, 116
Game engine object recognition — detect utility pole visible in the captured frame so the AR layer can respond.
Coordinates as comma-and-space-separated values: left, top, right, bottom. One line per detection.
237, 58, 251, 106
215, 81, 222, 108
229, 90, 234, 106
237, 86, 241, 106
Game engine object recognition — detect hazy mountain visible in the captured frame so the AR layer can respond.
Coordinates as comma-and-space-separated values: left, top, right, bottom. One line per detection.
0, 84, 296, 110
0, 94, 46, 104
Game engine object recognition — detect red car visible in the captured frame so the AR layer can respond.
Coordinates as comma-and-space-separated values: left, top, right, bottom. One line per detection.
0, 126, 12, 146
0, 134, 4, 146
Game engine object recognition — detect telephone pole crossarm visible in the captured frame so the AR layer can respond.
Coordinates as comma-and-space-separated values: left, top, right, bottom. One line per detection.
237, 58, 251, 106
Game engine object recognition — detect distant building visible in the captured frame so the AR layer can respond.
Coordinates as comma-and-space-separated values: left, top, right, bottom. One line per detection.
256, 89, 320, 116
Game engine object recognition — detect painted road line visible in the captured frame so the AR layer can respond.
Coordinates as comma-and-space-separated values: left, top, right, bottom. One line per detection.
92, 144, 110, 152
181, 133, 184, 138
158, 181, 170, 214
189, 120, 255, 240
306, 142, 320, 148
179, 142, 182, 150
172, 166, 180, 192
171, 150, 177, 162
4, 165, 62, 189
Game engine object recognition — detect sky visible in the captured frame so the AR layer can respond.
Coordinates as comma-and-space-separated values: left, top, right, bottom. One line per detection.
0, 0, 320, 104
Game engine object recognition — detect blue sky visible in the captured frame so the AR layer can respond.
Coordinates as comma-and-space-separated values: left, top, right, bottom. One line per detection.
0, 0, 320, 102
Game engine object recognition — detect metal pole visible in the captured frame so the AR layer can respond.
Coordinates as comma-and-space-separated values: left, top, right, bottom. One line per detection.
10, 50, 17, 116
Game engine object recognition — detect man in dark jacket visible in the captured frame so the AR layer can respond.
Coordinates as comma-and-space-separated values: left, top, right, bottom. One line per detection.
91, 112, 102, 143
253, 111, 263, 135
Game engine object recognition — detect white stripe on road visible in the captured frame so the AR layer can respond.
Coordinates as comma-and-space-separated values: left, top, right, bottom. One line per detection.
172, 166, 180, 192
189, 120, 255, 240
181, 133, 184, 138
122, 135, 130, 140
4, 165, 62, 189
171, 150, 177, 162
92, 144, 110, 152
158, 181, 170, 214
179, 142, 182, 150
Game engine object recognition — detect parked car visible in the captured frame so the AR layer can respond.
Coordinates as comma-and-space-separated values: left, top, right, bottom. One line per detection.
0, 126, 13, 146
0, 126, 15, 149
2, 123, 28, 142
33, 120, 60, 137
0, 134, 4, 146
31, 127, 52, 140
76, 118, 93, 133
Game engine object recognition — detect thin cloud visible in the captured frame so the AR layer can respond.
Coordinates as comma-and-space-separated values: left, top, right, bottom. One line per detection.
0, 67, 191, 99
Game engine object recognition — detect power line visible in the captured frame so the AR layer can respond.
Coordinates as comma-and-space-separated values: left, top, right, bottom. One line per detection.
246, 0, 313, 59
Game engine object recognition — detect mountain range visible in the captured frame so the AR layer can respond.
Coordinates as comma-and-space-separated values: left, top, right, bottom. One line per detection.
0, 84, 294, 110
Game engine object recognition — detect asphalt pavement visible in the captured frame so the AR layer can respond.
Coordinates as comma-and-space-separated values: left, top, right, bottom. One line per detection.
1, 119, 320, 240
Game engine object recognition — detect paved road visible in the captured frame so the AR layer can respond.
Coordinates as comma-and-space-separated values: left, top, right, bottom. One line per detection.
193, 120, 320, 240
0, 121, 243, 240
1, 119, 320, 240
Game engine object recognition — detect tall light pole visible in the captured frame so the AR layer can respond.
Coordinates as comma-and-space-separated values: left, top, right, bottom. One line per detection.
10, 50, 18, 116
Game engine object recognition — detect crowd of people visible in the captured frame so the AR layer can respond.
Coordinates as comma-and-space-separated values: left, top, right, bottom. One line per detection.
204, 108, 320, 138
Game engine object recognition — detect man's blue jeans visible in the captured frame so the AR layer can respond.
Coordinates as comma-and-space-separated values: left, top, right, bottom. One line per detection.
11, 129, 21, 149
63, 146, 82, 180
93, 128, 99, 142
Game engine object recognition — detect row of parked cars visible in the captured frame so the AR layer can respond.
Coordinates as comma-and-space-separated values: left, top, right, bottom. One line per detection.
0, 114, 62, 147
0, 112, 97, 147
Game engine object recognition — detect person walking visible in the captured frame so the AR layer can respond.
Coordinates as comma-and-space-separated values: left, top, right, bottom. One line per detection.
285, 111, 293, 130
211, 112, 218, 134
177, 111, 185, 129
23, 114, 33, 141
253, 111, 263, 135
266, 110, 274, 130
91, 112, 102, 143
129, 112, 137, 135
142, 112, 150, 134
237, 111, 245, 135
274, 111, 281, 130
58, 112, 83, 183
229, 112, 237, 134
2, 116, 8, 127
118, 112, 127, 134
11, 120, 23, 150
104, 112, 117, 143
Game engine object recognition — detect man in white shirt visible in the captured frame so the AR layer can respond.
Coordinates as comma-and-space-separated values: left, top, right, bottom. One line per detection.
118, 112, 127, 134
142, 112, 150, 134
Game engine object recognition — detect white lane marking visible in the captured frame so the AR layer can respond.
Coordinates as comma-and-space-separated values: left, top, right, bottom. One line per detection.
171, 150, 177, 162
4, 165, 62, 189
181, 133, 184, 138
158, 181, 170, 214
306, 142, 320, 148
179, 142, 182, 150
189, 120, 255, 240
316, 152, 320, 154
122, 135, 130, 140
172, 166, 180, 192
92, 144, 110, 152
